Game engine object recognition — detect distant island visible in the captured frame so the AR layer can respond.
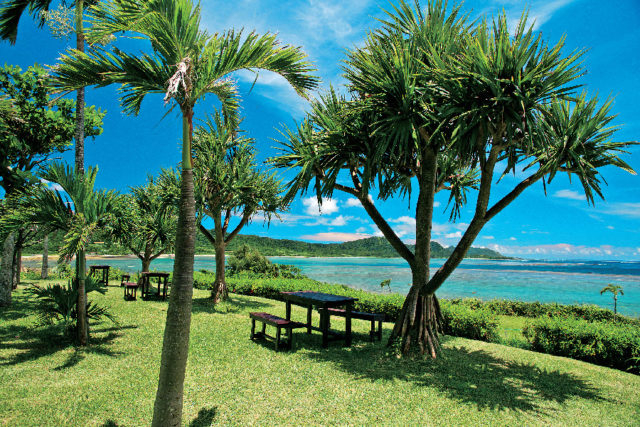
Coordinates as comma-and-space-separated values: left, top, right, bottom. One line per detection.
200, 234, 510, 259
24, 232, 509, 260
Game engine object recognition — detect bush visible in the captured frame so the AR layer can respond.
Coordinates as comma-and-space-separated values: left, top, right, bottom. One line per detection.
440, 302, 499, 342
26, 277, 117, 335
447, 298, 639, 326
227, 245, 305, 279
523, 317, 640, 373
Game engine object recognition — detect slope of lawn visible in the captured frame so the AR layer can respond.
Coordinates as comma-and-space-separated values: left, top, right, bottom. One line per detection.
1, 280, 639, 426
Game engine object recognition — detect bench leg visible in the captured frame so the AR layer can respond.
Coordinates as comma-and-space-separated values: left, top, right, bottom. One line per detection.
377, 320, 382, 341
370, 320, 376, 342
275, 327, 281, 351
251, 318, 256, 339
306, 306, 313, 334
261, 322, 266, 336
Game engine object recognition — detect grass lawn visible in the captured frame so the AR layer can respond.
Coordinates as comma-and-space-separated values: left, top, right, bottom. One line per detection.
1, 280, 639, 426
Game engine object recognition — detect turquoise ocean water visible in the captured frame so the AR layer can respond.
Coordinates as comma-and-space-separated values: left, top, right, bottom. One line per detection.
25, 256, 640, 317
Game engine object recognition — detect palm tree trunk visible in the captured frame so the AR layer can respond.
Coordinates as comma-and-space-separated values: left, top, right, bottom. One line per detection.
0, 233, 15, 306
388, 147, 441, 357
614, 295, 617, 314
41, 234, 49, 279
76, 249, 88, 346
152, 112, 196, 427
141, 242, 153, 272
74, 0, 85, 175
13, 244, 22, 287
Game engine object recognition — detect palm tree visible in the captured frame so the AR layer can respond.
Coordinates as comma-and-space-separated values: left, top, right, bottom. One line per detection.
194, 112, 285, 302
600, 284, 624, 314
0, 162, 119, 343
51, 1, 318, 424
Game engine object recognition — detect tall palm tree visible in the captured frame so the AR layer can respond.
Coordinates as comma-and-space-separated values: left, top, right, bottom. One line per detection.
600, 284, 624, 314
0, 161, 119, 342
51, 1, 318, 424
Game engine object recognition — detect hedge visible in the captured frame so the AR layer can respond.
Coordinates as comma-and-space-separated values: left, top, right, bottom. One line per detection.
523, 317, 640, 373
447, 298, 639, 325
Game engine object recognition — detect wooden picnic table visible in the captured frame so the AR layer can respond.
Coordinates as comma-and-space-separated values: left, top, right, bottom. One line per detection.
280, 291, 357, 348
89, 265, 110, 286
140, 272, 170, 300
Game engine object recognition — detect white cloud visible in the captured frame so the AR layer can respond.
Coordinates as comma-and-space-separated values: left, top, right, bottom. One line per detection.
599, 202, 640, 219
300, 231, 373, 242
434, 201, 441, 208
607, 225, 615, 230
482, 236, 495, 240
509, 237, 517, 241
329, 215, 349, 226
388, 216, 416, 238
345, 198, 361, 208
488, 242, 640, 259
302, 197, 339, 216
554, 189, 586, 201
445, 231, 462, 239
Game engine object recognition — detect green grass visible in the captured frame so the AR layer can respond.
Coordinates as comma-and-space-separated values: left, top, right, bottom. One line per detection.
2, 280, 640, 426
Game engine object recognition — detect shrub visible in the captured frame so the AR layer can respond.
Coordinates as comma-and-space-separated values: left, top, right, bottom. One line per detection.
227, 245, 305, 279
523, 317, 640, 373
26, 277, 117, 335
440, 302, 499, 342
447, 298, 639, 326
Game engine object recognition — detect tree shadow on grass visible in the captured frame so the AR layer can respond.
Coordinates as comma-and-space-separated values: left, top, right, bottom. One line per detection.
189, 406, 218, 426
0, 294, 33, 321
296, 337, 605, 415
0, 323, 137, 368
191, 296, 265, 315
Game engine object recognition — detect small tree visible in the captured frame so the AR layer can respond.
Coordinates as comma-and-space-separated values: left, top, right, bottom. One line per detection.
114, 177, 177, 272
194, 113, 284, 302
0, 162, 120, 344
600, 284, 624, 314
273, 0, 637, 357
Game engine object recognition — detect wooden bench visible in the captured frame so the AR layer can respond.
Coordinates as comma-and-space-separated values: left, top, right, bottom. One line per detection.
250, 312, 305, 351
325, 308, 384, 341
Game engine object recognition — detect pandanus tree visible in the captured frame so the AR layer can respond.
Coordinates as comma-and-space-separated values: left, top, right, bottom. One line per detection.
51, 1, 318, 423
0, 162, 119, 344
272, 0, 637, 357
114, 177, 177, 273
193, 112, 285, 302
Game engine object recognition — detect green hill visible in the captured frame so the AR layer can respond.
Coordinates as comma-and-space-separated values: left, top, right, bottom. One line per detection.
24, 231, 508, 259
200, 234, 509, 259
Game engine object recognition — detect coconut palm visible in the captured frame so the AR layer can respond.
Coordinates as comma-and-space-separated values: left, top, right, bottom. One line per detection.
51, 1, 318, 424
0, 161, 120, 343
600, 284, 624, 314
194, 112, 285, 302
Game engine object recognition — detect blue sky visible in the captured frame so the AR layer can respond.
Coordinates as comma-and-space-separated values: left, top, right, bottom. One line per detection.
1, 0, 639, 260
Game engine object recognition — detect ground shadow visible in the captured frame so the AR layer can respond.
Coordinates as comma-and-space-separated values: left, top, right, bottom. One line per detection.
189, 407, 218, 426
191, 296, 264, 315
0, 294, 33, 321
0, 323, 137, 368
293, 336, 604, 415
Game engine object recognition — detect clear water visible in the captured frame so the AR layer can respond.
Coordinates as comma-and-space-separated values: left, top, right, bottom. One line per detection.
25, 256, 640, 317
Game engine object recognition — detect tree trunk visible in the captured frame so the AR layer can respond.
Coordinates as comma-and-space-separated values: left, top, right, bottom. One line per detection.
212, 240, 227, 302
141, 242, 153, 273
74, 0, 85, 175
41, 234, 49, 279
13, 245, 21, 287
388, 147, 440, 357
152, 113, 196, 427
0, 233, 15, 306
614, 295, 617, 314
76, 249, 88, 346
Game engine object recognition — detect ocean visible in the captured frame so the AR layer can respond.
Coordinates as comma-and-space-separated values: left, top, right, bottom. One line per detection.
24, 256, 640, 317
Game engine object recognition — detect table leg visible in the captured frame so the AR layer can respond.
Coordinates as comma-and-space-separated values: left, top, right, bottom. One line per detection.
286, 302, 291, 320
306, 306, 313, 334
321, 308, 329, 348
345, 302, 353, 347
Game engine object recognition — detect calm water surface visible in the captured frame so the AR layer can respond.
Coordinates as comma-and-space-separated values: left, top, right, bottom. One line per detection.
26, 256, 640, 316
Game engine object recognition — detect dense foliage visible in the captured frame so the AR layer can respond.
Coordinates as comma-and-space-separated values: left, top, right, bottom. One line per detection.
523, 318, 640, 374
